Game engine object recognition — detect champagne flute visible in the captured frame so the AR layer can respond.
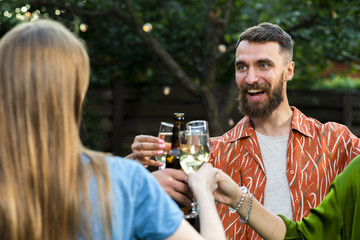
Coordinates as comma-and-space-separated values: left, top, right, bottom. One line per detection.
155, 122, 173, 170
184, 120, 210, 173
179, 120, 211, 218
186, 120, 210, 137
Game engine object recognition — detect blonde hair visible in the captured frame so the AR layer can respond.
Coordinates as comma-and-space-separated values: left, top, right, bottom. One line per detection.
0, 20, 111, 239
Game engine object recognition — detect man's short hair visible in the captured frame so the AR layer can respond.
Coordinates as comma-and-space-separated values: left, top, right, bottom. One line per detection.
237, 22, 293, 62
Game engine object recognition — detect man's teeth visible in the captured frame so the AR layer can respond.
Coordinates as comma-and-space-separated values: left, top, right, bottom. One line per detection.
248, 89, 263, 94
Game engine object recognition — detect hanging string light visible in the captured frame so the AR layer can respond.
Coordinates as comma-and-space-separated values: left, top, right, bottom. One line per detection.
228, 118, 235, 127
163, 86, 171, 95
80, 23, 88, 32
143, 23, 153, 32
218, 44, 227, 53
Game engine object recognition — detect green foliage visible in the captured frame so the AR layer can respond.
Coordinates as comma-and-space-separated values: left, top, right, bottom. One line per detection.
1, 0, 359, 148
0, 0, 25, 35
312, 76, 360, 90
1, 0, 359, 89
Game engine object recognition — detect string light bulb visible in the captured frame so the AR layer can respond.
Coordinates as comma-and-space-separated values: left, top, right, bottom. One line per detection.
218, 44, 227, 53
228, 118, 235, 127
163, 86, 171, 95
143, 23, 153, 32
79, 23, 88, 32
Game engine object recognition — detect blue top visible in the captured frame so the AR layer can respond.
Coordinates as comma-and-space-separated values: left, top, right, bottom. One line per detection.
83, 155, 184, 240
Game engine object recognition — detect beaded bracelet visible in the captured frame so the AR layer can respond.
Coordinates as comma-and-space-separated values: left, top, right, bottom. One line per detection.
229, 186, 247, 213
239, 193, 253, 224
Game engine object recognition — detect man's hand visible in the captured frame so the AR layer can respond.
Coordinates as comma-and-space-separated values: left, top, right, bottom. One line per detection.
152, 169, 193, 208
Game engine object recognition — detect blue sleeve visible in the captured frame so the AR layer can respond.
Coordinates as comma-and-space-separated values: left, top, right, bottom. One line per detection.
132, 163, 184, 239
106, 157, 183, 240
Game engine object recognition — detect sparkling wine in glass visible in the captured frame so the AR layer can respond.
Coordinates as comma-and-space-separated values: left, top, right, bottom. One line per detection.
179, 120, 211, 218
155, 122, 173, 170
179, 130, 210, 174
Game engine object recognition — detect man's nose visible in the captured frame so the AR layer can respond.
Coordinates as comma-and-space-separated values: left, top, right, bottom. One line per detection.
244, 67, 259, 85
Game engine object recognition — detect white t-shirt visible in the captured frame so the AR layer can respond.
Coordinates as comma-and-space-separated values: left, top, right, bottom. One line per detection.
255, 131, 293, 219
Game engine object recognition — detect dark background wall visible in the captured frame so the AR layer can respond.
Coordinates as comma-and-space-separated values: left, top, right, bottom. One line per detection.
83, 82, 360, 156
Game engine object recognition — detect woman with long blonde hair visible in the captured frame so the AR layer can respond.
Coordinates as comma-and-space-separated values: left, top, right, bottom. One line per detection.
0, 20, 226, 240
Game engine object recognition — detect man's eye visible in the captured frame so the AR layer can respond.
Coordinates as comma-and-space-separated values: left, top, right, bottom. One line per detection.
259, 63, 268, 69
237, 65, 247, 71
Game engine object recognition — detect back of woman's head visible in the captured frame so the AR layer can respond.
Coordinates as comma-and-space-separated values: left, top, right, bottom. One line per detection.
0, 19, 89, 138
0, 20, 98, 240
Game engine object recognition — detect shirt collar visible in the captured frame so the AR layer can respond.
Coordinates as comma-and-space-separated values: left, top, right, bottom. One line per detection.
290, 106, 314, 138
222, 116, 254, 142
222, 106, 312, 143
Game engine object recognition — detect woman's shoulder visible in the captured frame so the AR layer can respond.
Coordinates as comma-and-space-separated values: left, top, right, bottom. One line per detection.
105, 156, 150, 179
105, 155, 144, 168
82, 153, 151, 184
334, 155, 360, 191
342, 155, 360, 176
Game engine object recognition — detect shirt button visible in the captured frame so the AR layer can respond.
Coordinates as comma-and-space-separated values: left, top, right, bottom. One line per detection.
290, 170, 295, 174
295, 199, 299, 204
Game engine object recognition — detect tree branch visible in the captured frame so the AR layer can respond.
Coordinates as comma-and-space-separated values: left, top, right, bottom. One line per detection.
120, 0, 200, 96
203, 0, 215, 52
120, 0, 142, 27
202, 0, 233, 91
223, 0, 233, 26
220, 78, 238, 118
201, 89, 223, 135
30, 0, 201, 96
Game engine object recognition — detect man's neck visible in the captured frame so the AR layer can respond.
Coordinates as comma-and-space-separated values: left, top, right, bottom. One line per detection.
251, 103, 293, 137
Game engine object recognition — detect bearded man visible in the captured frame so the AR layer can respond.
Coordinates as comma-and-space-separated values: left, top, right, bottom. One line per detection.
128, 23, 360, 240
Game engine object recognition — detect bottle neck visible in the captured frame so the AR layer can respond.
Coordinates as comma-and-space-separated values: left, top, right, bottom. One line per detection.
171, 121, 184, 148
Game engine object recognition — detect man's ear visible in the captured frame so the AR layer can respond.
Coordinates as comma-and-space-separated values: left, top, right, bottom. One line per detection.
285, 61, 295, 81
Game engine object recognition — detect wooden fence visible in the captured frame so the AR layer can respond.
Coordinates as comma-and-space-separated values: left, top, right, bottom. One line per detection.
83, 82, 360, 156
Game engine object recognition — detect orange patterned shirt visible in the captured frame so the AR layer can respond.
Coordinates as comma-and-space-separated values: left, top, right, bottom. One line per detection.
210, 107, 360, 240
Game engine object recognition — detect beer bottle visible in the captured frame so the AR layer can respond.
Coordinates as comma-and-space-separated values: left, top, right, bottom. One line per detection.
165, 113, 197, 225
165, 113, 185, 169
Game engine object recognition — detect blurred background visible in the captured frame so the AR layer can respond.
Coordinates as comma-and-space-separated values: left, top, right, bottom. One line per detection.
1, 0, 360, 156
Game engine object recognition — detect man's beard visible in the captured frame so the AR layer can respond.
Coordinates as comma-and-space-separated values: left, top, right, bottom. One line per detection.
237, 73, 284, 118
